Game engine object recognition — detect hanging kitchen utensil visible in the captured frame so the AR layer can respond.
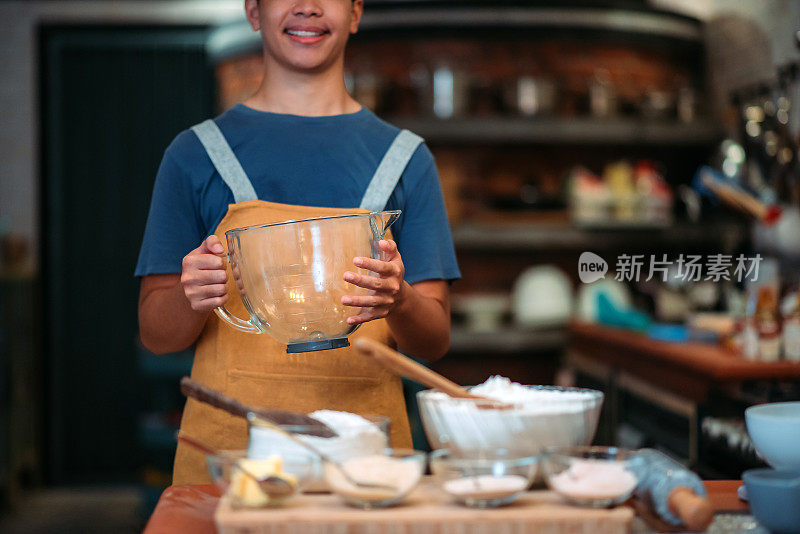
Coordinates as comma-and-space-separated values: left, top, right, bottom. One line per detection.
699, 168, 782, 225
180, 377, 337, 438
215, 210, 400, 353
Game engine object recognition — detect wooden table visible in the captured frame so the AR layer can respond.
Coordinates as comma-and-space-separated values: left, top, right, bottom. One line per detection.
142, 481, 747, 534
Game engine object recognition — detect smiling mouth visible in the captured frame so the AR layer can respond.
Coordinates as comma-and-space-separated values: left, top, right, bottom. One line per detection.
285, 29, 328, 38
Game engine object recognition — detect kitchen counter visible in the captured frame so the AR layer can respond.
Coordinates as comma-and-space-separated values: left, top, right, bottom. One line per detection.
566, 321, 800, 471
143, 480, 746, 534
569, 321, 800, 403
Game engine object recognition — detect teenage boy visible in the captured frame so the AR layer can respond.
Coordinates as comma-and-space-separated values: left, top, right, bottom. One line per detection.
136, 0, 460, 483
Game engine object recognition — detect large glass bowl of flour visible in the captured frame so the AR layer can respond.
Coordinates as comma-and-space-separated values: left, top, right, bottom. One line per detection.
417, 377, 603, 454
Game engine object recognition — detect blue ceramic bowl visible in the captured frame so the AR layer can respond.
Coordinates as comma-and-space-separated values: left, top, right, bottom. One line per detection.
745, 402, 800, 469
743, 468, 800, 534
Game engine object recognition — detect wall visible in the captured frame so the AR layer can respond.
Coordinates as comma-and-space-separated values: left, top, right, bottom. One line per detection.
0, 0, 244, 270
653, 0, 800, 119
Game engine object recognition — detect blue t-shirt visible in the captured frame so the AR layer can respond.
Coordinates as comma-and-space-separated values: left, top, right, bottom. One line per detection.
135, 104, 461, 285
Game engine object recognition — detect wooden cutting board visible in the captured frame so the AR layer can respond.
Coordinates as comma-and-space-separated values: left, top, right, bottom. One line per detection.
215, 478, 633, 534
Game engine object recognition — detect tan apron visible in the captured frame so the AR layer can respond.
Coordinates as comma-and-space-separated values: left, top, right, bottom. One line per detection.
172, 120, 424, 485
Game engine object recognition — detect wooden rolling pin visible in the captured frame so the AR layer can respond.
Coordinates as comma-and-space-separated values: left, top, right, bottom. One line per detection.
179, 376, 337, 438
634, 448, 713, 532
352, 338, 509, 408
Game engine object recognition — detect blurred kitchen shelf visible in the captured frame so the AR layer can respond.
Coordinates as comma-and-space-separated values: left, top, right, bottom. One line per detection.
389, 117, 722, 146
212, 3, 703, 61
359, 3, 703, 42
449, 326, 567, 354
451, 220, 747, 251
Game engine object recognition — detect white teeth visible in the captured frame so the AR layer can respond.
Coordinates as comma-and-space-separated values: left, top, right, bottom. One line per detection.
287, 29, 323, 37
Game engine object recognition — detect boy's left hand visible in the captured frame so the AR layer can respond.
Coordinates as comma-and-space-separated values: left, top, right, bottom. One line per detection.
342, 239, 407, 325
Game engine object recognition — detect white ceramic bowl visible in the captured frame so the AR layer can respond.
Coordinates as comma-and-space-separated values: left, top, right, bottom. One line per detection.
745, 401, 800, 469
417, 385, 603, 454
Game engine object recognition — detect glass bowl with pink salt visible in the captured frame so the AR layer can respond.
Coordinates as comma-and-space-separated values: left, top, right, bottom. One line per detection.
324, 449, 427, 509
429, 449, 538, 508
541, 446, 639, 508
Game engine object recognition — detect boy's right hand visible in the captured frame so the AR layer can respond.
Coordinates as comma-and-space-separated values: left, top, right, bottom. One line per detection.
180, 235, 229, 312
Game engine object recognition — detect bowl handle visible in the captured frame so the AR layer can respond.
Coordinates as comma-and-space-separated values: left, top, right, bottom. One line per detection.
214, 306, 260, 334
213, 251, 260, 334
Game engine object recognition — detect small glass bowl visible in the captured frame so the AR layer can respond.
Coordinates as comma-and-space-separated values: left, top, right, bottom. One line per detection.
206, 450, 318, 507
248, 413, 391, 492
429, 449, 538, 508
324, 448, 426, 509
541, 446, 639, 508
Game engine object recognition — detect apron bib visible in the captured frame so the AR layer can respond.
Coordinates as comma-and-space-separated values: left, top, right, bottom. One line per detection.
172, 119, 423, 485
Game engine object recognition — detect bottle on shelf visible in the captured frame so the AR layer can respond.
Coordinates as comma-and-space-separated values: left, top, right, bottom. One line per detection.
754, 285, 782, 361
783, 286, 800, 362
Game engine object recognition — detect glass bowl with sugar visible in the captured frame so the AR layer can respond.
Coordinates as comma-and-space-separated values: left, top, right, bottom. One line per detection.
430, 448, 538, 508
541, 446, 639, 507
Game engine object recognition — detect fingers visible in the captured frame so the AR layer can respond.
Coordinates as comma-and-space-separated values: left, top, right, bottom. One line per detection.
343, 271, 400, 293
346, 308, 388, 325
379, 239, 398, 256
342, 294, 394, 308
190, 293, 229, 312
198, 234, 224, 255
182, 235, 229, 311
353, 240, 403, 274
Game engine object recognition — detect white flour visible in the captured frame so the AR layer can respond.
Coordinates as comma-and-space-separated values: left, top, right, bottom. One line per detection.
419, 377, 603, 452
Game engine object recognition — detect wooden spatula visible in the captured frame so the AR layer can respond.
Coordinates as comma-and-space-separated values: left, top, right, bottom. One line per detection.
352, 338, 510, 408
180, 377, 337, 438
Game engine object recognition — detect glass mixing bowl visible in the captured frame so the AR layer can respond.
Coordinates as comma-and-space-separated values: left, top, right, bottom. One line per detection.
214, 210, 400, 353
417, 385, 603, 454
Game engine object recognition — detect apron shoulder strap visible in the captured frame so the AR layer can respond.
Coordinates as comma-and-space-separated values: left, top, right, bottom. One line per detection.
190, 119, 258, 203
359, 129, 424, 212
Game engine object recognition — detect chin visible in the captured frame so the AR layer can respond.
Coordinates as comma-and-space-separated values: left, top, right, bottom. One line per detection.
285, 55, 339, 74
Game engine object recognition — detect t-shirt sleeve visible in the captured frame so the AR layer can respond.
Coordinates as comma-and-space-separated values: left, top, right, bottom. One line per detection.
393, 144, 461, 285
134, 144, 205, 277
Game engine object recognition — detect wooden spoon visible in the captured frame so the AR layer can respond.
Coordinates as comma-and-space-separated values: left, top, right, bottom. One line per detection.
352, 338, 511, 409
177, 433, 296, 498
180, 377, 337, 438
